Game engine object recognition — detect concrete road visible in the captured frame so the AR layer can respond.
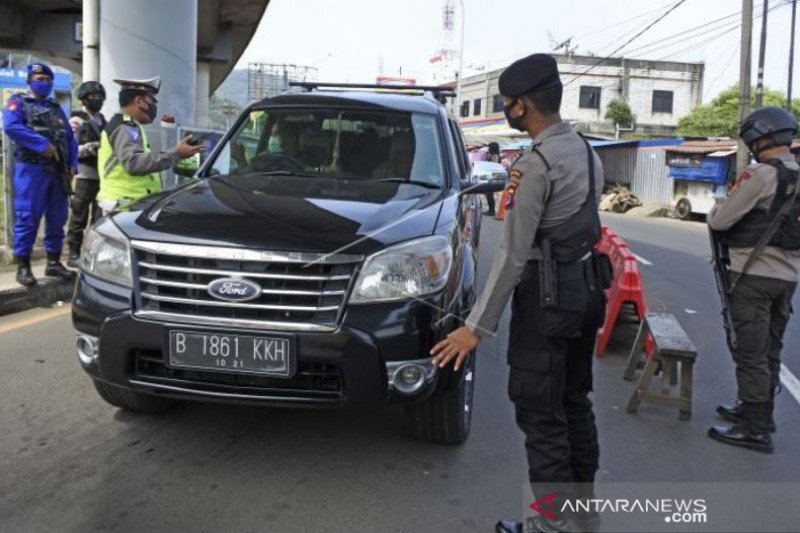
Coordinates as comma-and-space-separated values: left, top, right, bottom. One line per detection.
1, 215, 799, 532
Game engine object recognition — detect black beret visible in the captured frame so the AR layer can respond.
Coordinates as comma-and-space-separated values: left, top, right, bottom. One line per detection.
498, 54, 562, 97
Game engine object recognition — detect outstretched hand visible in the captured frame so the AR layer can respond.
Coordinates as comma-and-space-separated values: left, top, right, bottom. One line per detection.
430, 326, 480, 371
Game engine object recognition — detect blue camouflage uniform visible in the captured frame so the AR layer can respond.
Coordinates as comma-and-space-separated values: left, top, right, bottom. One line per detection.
4, 86, 78, 258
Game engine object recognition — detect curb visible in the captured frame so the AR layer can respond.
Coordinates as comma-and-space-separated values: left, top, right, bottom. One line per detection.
0, 277, 75, 316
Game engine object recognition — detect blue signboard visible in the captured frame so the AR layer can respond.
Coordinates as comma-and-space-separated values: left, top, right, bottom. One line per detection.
668, 155, 731, 185
0, 68, 71, 91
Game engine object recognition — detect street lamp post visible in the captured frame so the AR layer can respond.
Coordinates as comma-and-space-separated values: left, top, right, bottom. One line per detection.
455, 0, 465, 118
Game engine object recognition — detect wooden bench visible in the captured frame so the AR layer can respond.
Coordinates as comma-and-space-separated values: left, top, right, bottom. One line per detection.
623, 312, 697, 421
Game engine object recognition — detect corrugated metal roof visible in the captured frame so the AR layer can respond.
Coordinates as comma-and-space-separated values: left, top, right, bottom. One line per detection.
589, 140, 639, 149
666, 139, 736, 155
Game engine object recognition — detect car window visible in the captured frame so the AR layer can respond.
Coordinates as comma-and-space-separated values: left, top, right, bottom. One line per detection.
448, 119, 471, 179
209, 108, 445, 187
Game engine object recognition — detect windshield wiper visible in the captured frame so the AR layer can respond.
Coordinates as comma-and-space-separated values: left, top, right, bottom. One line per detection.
375, 178, 440, 189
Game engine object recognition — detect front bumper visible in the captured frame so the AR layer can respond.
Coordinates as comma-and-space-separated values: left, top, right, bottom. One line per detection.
73, 273, 459, 407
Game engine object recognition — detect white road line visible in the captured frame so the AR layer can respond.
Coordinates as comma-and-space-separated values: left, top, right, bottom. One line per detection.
780, 364, 800, 406
632, 253, 654, 266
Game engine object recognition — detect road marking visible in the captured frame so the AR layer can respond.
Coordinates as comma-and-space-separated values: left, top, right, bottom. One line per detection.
0, 306, 71, 335
780, 364, 800, 406
632, 253, 654, 266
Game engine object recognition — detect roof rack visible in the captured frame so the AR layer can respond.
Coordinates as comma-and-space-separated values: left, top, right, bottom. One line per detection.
288, 81, 457, 102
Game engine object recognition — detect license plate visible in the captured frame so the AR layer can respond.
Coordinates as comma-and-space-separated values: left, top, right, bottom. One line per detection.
168, 330, 295, 377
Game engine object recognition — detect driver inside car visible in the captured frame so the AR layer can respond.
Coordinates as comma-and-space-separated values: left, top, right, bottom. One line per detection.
372, 130, 415, 180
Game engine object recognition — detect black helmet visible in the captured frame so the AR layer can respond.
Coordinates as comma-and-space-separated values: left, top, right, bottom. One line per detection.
740, 106, 797, 151
76, 81, 106, 100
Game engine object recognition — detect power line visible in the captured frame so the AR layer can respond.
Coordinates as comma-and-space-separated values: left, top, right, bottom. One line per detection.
575, 0, 678, 39
564, 0, 687, 87
654, 1, 785, 62
589, 3, 678, 56
704, 42, 741, 99
620, 4, 756, 57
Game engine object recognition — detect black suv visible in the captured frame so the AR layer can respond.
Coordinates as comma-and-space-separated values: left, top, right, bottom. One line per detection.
72, 83, 495, 444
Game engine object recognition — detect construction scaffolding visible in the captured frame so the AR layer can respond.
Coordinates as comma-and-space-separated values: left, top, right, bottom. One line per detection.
247, 62, 319, 102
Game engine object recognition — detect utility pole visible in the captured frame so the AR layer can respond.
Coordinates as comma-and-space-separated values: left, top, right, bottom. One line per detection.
754, 0, 769, 109
789, 0, 797, 109
738, 0, 754, 176
455, 0, 465, 119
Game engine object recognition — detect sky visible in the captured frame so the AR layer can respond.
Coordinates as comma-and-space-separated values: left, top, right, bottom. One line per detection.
236, 0, 800, 103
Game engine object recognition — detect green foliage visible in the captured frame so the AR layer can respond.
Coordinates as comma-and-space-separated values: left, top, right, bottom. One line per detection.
677, 85, 800, 137
605, 98, 636, 127
208, 96, 243, 131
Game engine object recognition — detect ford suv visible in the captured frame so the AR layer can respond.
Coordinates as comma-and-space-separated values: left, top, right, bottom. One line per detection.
72, 83, 496, 444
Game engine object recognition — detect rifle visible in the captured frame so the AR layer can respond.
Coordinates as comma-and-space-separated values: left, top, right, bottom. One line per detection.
52, 140, 72, 196
709, 228, 738, 351
41, 106, 73, 196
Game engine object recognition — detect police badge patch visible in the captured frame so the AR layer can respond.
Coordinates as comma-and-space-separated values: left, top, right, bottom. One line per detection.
127, 126, 140, 141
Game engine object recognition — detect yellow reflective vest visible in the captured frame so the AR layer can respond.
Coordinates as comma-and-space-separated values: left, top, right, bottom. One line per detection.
97, 114, 162, 203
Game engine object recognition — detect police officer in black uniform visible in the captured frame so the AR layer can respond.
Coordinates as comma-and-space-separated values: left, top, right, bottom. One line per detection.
708, 107, 800, 454
66, 81, 106, 266
431, 54, 607, 533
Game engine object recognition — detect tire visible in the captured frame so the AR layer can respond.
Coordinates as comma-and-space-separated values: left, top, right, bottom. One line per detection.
404, 353, 475, 445
92, 379, 178, 413
676, 198, 692, 220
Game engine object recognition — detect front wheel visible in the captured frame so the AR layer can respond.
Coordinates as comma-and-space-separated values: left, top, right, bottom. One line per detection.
675, 198, 692, 220
404, 353, 475, 445
93, 379, 178, 413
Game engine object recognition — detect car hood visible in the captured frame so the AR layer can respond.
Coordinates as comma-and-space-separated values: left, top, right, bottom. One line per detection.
113, 174, 447, 256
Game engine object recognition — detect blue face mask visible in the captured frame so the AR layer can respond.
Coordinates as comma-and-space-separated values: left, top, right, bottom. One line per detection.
30, 80, 53, 98
268, 136, 283, 153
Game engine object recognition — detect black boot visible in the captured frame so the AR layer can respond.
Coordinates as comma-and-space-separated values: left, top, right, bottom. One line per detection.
708, 402, 774, 454
717, 399, 777, 432
14, 255, 37, 287
66, 246, 81, 269
44, 252, 75, 280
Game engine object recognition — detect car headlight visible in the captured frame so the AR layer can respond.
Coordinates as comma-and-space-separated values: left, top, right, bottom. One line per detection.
350, 236, 453, 303
80, 218, 133, 288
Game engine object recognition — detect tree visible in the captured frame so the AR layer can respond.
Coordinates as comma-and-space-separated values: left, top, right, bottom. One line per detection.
605, 98, 636, 127
208, 96, 243, 131
677, 85, 800, 137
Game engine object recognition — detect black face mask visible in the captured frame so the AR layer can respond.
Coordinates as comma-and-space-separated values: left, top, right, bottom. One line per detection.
143, 101, 158, 123
503, 100, 525, 132
84, 99, 103, 113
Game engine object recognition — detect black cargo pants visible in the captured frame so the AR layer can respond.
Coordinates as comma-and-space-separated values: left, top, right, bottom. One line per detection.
507, 258, 606, 511
66, 178, 101, 252
729, 273, 796, 403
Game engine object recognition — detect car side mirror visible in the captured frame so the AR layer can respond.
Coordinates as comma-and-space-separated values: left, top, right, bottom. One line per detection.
460, 180, 506, 194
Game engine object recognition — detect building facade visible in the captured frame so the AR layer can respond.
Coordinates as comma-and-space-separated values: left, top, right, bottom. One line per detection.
456, 53, 704, 137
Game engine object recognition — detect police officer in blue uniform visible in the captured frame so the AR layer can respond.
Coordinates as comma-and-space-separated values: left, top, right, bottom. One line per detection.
4, 62, 78, 286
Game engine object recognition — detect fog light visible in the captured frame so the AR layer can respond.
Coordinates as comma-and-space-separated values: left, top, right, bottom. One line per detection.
76, 334, 98, 365
400, 365, 423, 385
393, 363, 426, 394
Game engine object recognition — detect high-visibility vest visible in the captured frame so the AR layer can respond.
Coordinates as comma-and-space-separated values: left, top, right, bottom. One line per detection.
97, 113, 162, 203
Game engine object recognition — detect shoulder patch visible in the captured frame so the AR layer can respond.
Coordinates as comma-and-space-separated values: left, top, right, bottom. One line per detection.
504, 180, 521, 211
126, 126, 140, 141
510, 168, 524, 183
731, 170, 752, 193
6, 99, 17, 111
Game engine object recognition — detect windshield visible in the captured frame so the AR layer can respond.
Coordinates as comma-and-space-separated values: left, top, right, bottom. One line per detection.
207, 108, 445, 187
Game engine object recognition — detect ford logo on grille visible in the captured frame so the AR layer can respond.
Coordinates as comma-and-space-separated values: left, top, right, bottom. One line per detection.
207, 278, 262, 302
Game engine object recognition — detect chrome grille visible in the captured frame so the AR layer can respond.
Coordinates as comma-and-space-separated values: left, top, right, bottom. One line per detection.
132, 241, 362, 331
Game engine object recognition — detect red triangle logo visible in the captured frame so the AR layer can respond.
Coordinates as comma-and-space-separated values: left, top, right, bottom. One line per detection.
529, 493, 557, 520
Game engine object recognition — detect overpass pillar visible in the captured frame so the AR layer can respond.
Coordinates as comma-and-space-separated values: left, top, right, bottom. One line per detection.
195, 61, 211, 128
99, 0, 198, 130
